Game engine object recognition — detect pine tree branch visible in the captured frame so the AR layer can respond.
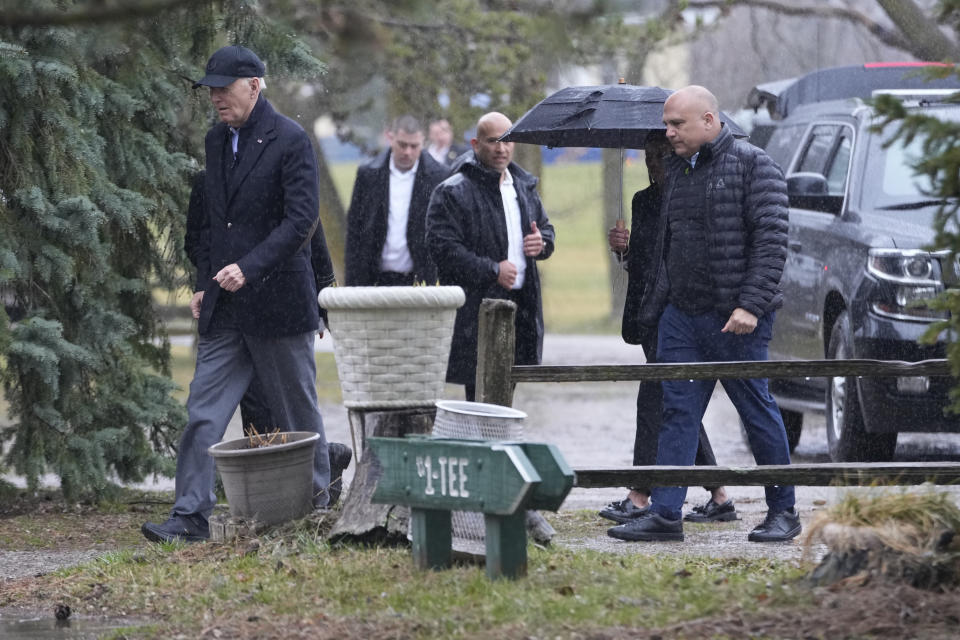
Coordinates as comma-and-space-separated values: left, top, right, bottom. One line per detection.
0, 0, 201, 27
683, 0, 949, 60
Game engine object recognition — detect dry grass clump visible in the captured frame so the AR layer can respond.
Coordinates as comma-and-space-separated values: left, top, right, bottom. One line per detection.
804, 488, 960, 589
805, 489, 960, 555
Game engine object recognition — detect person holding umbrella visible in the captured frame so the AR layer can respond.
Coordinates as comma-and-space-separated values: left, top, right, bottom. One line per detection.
600, 132, 737, 527
607, 85, 799, 544
425, 111, 555, 401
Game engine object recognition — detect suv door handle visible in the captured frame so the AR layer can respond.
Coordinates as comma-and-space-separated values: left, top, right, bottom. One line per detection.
789, 241, 802, 252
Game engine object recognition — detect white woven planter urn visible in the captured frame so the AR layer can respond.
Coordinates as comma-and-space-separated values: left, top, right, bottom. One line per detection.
319, 286, 466, 409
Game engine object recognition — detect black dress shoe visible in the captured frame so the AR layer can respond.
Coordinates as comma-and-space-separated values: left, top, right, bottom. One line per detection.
326, 442, 353, 508
683, 498, 739, 523
142, 514, 209, 544
599, 497, 651, 524
748, 508, 802, 542
607, 511, 684, 542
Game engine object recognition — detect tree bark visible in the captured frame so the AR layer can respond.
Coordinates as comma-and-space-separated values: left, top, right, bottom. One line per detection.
876, 0, 960, 60
686, 0, 960, 61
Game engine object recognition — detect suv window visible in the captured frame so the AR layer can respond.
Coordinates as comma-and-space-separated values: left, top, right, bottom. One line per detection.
824, 130, 852, 196
861, 106, 960, 214
797, 124, 840, 174
764, 123, 805, 171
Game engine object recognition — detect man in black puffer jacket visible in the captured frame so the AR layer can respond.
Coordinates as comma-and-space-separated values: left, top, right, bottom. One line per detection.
426, 112, 555, 400
607, 86, 800, 545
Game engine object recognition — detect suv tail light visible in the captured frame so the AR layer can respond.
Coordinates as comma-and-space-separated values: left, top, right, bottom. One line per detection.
867, 249, 947, 320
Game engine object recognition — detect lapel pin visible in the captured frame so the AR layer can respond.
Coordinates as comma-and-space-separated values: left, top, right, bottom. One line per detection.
257, 139, 263, 144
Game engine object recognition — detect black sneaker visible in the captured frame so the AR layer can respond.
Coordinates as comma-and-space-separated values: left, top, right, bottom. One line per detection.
607, 511, 684, 542
325, 442, 353, 508
748, 508, 802, 542
599, 497, 650, 524
142, 514, 209, 544
683, 498, 739, 523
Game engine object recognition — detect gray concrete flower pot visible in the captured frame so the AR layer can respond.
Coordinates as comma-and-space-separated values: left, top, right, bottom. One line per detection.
208, 431, 319, 525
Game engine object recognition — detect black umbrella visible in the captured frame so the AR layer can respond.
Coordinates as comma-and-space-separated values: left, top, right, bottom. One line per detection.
501, 83, 746, 149
500, 83, 747, 226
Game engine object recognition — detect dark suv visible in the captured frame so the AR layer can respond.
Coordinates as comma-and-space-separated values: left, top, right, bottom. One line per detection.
749, 63, 960, 462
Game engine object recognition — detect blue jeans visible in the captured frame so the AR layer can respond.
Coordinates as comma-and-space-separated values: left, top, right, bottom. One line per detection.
650, 304, 795, 521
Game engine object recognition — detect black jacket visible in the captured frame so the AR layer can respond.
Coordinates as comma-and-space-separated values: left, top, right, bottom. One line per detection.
425, 152, 555, 386
194, 96, 330, 336
344, 150, 449, 285
639, 126, 788, 327
185, 170, 335, 325
621, 183, 661, 347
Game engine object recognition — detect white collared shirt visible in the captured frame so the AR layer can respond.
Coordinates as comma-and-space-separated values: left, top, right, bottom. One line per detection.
380, 155, 418, 274
501, 169, 525, 290
427, 144, 449, 164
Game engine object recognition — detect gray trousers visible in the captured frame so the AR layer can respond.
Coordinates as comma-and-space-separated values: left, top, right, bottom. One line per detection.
172, 329, 330, 521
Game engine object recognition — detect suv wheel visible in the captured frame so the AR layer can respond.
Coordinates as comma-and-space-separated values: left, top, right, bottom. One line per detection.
825, 312, 897, 462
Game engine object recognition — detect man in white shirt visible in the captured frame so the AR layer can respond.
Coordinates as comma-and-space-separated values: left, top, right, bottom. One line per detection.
425, 112, 555, 400
345, 115, 449, 286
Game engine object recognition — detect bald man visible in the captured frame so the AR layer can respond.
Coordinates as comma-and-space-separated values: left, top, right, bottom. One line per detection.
425, 112, 555, 400
606, 86, 798, 544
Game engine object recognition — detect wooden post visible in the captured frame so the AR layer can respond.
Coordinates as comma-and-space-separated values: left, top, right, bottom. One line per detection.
484, 512, 528, 579
476, 298, 517, 406
410, 508, 452, 570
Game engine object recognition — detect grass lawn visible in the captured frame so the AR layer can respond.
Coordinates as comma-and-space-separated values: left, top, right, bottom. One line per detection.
0, 487, 817, 639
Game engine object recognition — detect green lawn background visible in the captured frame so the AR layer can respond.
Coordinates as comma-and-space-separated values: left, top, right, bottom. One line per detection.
329, 158, 650, 334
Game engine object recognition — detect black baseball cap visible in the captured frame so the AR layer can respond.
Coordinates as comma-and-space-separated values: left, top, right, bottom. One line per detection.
193, 45, 266, 89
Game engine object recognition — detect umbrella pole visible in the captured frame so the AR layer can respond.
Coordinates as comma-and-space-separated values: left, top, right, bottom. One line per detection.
615, 147, 625, 256
618, 147, 624, 223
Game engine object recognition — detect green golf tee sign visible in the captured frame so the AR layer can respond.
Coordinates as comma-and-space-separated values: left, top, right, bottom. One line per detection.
368, 436, 574, 579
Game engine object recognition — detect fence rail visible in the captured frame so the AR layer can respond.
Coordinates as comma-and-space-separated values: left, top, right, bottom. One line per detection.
511, 359, 953, 383
473, 299, 960, 489
574, 462, 960, 488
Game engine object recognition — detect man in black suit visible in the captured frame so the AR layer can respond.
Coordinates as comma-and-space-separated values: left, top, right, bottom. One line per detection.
143, 45, 339, 543
426, 118, 469, 167
344, 115, 448, 286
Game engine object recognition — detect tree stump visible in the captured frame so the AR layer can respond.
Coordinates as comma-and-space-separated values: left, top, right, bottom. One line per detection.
328, 407, 435, 544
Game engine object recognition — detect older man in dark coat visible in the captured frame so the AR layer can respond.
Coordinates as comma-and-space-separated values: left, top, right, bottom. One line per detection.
426, 112, 555, 400
183, 170, 352, 506
142, 46, 337, 543
344, 115, 448, 286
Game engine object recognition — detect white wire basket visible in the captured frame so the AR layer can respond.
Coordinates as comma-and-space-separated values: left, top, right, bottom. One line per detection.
431, 400, 528, 554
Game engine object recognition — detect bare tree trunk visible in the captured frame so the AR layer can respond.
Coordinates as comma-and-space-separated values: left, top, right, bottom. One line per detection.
876, 0, 960, 60
513, 143, 543, 187
687, 0, 960, 61
314, 148, 347, 282
270, 88, 348, 281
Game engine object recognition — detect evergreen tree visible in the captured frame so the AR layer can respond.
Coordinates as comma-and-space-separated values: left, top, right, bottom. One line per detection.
0, 0, 322, 498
